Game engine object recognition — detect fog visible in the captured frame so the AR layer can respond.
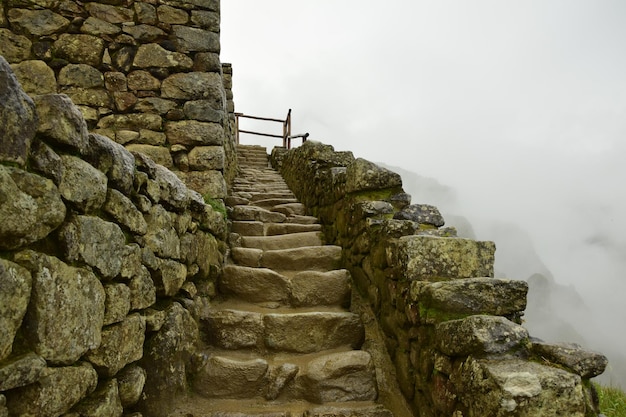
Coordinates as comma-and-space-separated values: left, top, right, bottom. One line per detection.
220, 1, 626, 387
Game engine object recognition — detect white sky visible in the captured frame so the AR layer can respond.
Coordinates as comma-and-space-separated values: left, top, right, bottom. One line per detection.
221, 1, 626, 386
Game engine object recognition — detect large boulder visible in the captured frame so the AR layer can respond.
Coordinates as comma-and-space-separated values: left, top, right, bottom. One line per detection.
346, 158, 402, 194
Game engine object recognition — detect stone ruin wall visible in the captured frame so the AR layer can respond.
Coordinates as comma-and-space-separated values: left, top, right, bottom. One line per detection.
272, 142, 609, 417
0, 0, 237, 415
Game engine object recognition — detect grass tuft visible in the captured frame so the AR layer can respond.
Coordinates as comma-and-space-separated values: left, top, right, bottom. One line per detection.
596, 383, 626, 417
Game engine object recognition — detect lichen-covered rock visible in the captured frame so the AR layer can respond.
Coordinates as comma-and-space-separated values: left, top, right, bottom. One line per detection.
137, 204, 181, 259
391, 235, 495, 281
117, 365, 146, 407
411, 278, 528, 323
123, 23, 166, 42
0, 352, 46, 391
193, 356, 268, 398
188, 146, 224, 170
165, 120, 224, 146
103, 283, 131, 326
394, 204, 445, 227
0, 166, 66, 250
85, 133, 136, 194
14, 251, 105, 365
59, 154, 108, 213
132, 43, 193, 70
98, 113, 162, 131
139, 302, 198, 417
161, 71, 224, 102
58, 63, 104, 88
85, 314, 146, 377
126, 144, 174, 168
58, 215, 126, 279
53, 34, 105, 66
71, 378, 123, 417
104, 188, 148, 235
435, 315, 529, 356
0, 56, 37, 166
7, 8, 70, 36
0, 29, 32, 63
183, 99, 224, 123
10, 59, 57, 94
154, 258, 187, 296
81, 16, 122, 36
171, 25, 220, 53
0, 259, 32, 360
84, 3, 135, 24
128, 266, 156, 311
345, 158, 402, 194
531, 341, 608, 378
177, 170, 228, 201
5, 362, 98, 417
33, 93, 89, 154
452, 357, 585, 416
158, 5, 189, 24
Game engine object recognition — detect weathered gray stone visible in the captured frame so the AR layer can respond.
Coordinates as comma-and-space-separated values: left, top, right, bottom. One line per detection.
24, 139, 62, 184
104, 188, 148, 235
128, 266, 156, 310
123, 24, 166, 42
157, 5, 188, 24
0, 56, 37, 165
0, 259, 32, 360
0, 28, 32, 63
452, 357, 585, 416
5, 362, 98, 417
132, 43, 193, 69
165, 120, 224, 147
53, 34, 105, 66
265, 362, 299, 401
183, 99, 224, 123
81, 16, 122, 36
103, 283, 131, 326
435, 315, 529, 356
59, 154, 108, 213
137, 204, 181, 259
135, 2, 157, 24
193, 356, 268, 398
188, 146, 225, 170
411, 278, 528, 323
117, 365, 146, 407
8, 8, 70, 36
264, 312, 364, 353
154, 258, 187, 296
14, 251, 105, 365
98, 113, 163, 131
345, 158, 402, 193
72, 378, 123, 417
161, 0, 219, 11
190, 10, 219, 31
193, 52, 221, 72
135, 97, 177, 114
58, 63, 104, 88
298, 351, 377, 403
0, 166, 66, 250
176, 170, 228, 200
531, 341, 608, 378
126, 144, 173, 168
139, 303, 197, 417
127, 70, 161, 91
391, 235, 495, 281
394, 204, 445, 227
58, 215, 126, 279
261, 246, 343, 272
104, 71, 127, 92
33, 93, 89, 153
179, 230, 220, 280
10, 59, 56, 94
61, 86, 113, 108
161, 71, 224, 102
0, 352, 46, 391
203, 309, 263, 349
85, 3, 135, 23
231, 205, 286, 223
86, 133, 136, 195
291, 269, 351, 307
220, 265, 291, 304
172, 25, 220, 53
85, 314, 146, 377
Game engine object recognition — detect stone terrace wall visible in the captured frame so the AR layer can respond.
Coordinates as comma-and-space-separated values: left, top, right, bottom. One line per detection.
272, 141, 608, 417
0, 0, 235, 201
0, 54, 228, 416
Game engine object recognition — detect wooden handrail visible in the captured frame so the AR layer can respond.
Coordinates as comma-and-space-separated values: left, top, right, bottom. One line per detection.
234, 109, 308, 150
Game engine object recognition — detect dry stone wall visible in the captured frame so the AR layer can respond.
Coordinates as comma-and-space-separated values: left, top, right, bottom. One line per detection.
0, 39, 230, 417
272, 141, 609, 417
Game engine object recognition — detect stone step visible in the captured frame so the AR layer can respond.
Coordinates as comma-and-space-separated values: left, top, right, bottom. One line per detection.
248, 192, 296, 202
190, 350, 378, 404
272, 203, 306, 217
231, 246, 342, 272
231, 205, 287, 223
201, 307, 364, 353
241, 232, 323, 251
252, 198, 300, 208
219, 266, 351, 308
231, 221, 321, 237
285, 215, 318, 225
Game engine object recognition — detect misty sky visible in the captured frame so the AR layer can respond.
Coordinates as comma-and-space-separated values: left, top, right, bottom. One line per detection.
220, 1, 626, 386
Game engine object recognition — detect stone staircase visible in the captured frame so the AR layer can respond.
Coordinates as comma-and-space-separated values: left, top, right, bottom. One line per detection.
170, 145, 393, 417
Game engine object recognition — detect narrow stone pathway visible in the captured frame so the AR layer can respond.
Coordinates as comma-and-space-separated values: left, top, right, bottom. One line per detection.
170, 145, 393, 416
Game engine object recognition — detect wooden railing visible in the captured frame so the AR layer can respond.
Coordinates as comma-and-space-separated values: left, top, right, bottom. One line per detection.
234, 109, 309, 149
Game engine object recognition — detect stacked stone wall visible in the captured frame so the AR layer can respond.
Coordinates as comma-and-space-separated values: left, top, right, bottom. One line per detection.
0, 46, 229, 417
272, 141, 608, 417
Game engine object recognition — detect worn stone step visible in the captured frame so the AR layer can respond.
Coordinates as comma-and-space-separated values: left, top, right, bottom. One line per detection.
231, 205, 287, 223
241, 232, 323, 251
219, 266, 351, 308
266, 223, 322, 235
231, 246, 342, 272
252, 198, 300, 208
248, 192, 296, 202
190, 350, 377, 404
285, 215, 318, 225
272, 203, 306, 217
201, 308, 364, 353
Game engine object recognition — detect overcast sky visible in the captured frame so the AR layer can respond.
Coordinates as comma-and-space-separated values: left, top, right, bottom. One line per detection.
220, 1, 626, 386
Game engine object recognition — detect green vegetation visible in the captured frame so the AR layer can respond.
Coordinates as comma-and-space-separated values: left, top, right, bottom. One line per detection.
596, 383, 626, 417
203, 195, 227, 220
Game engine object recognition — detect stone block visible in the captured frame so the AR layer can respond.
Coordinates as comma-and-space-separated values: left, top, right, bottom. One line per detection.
58, 63, 103, 88
127, 70, 161, 91
0, 259, 31, 360
10, 60, 57, 94
86, 133, 136, 195
104, 188, 148, 235
176, 170, 228, 199
193, 356, 268, 398
85, 3, 135, 24
290, 269, 351, 307
220, 265, 291, 304
345, 158, 402, 193
157, 5, 188, 24
103, 283, 131, 326
531, 341, 608, 378
80, 16, 121, 36
202, 309, 263, 349
33, 93, 90, 154
137, 204, 181, 259
59, 154, 108, 213
72, 379, 123, 417
161, 71, 224, 102
132, 43, 193, 70
183, 99, 224, 123
126, 144, 173, 168
172, 25, 219, 53
123, 23, 166, 42
188, 146, 225, 170
0, 29, 31, 63
154, 258, 187, 296
53, 34, 104, 66
129, 266, 156, 311
0, 352, 46, 391
117, 365, 146, 407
